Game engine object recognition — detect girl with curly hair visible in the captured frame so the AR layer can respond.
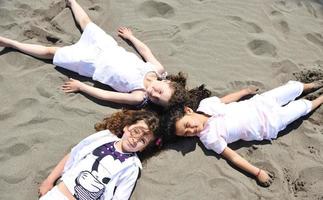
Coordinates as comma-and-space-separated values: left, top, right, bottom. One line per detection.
38, 109, 160, 200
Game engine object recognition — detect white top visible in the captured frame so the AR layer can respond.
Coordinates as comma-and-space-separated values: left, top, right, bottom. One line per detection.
62, 130, 142, 200
53, 22, 163, 93
197, 96, 281, 154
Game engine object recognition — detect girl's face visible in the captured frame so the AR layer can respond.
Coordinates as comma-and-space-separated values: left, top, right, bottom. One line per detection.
121, 120, 154, 153
146, 80, 173, 106
175, 108, 205, 137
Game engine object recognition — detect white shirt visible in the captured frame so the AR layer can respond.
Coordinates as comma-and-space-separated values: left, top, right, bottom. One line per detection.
62, 130, 142, 200
197, 96, 281, 154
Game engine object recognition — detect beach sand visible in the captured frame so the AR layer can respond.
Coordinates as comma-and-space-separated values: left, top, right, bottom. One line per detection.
0, 0, 323, 199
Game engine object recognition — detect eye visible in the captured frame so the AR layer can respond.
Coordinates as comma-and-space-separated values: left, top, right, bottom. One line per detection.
141, 138, 146, 144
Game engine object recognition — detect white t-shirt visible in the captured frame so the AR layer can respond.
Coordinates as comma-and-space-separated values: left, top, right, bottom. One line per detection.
62, 130, 141, 200
53, 22, 163, 93
197, 96, 282, 154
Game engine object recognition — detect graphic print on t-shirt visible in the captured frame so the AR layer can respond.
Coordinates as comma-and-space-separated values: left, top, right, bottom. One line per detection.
73, 141, 134, 200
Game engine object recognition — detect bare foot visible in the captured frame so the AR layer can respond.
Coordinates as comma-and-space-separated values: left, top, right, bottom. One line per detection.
303, 80, 323, 93
310, 95, 323, 111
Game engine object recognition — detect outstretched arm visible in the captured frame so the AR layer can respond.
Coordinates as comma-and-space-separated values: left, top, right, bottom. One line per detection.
38, 154, 70, 197
220, 147, 273, 187
220, 86, 258, 104
118, 27, 165, 75
62, 78, 145, 105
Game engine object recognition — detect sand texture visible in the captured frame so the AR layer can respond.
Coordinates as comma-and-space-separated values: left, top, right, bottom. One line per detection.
0, 0, 323, 199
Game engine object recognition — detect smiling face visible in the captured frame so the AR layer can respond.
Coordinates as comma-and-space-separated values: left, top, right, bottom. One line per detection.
175, 107, 207, 137
146, 80, 173, 106
120, 120, 154, 153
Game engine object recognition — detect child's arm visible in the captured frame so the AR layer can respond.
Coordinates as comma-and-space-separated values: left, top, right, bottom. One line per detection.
38, 154, 70, 196
62, 78, 144, 105
220, 86, 258, 104
220, 147, 273, 187
117, 27, 165, 75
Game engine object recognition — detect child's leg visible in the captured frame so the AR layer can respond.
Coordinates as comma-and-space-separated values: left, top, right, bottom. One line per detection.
277, 96, 322, 128
67, 0, 92, 31
261, 81, 304, 106
303, 80, 323, 94
0, 36, 58, 59
262, 81, 323, 106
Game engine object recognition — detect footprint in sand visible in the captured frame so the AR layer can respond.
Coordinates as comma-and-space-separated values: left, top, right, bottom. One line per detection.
268, 9, 290, 38
24, 25, 60, 44
33, 0, 66, 21
0, 141, 30, 165
36, 74, 64, 99
271, 59, 299, 82
138, 1, 175, 19
302, 1, 318, 18
227, 80, 265, 92
0, 98, 39, 121
291, 166, 323, 198
139, 25, 180, 39
180, 20, 206, 31
247, 39, 277, 57
273, 0, 318, 18
273, 0, 302, 13
208, 178, 242, 198
5, 143, 30, 157
305, 33, 323, 49
226, 16, 263, 34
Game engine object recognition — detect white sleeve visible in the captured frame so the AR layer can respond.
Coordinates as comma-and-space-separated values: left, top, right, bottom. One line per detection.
198, 96, 225, 116
112, 166, 140, 200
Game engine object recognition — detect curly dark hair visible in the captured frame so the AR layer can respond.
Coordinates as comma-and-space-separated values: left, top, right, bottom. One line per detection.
94, 109, 161, 161
164, 72, 212, 109
95, 109, 159, 137
160, 84, 211, 143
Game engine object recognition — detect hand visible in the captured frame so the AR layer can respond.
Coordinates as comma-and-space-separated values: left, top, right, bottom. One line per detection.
62, 78, 82, 93
117, 27, 133, 40
245, 85, 259, 95
38, 179, 54, 197
256, 169, 274, 187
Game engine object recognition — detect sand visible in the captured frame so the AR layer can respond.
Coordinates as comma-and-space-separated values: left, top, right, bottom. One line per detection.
0, 0, 323, 199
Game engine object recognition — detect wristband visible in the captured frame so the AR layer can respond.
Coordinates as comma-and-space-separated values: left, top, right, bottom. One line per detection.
256, 169, 261, 177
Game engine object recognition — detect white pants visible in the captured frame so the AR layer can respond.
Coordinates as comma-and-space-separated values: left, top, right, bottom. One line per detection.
53, 22, 117, 77
261, 81, 312, 128
39, 186, 69, 200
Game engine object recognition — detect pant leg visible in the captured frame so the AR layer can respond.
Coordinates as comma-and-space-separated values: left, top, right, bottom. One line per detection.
275, 99, 312, 131
261, 81, 303, 106
39, 186, 69, 200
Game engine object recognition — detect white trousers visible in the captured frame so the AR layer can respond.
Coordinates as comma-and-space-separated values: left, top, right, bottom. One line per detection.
261, 81, 312, 128
39, 186, 69, 200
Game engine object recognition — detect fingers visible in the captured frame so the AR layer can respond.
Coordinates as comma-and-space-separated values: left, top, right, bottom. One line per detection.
61, 78, 78, 93
257, 170, 274, 187
249, 85, 259, 93
268, 172, 274, 178
117, 27, 132, 37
